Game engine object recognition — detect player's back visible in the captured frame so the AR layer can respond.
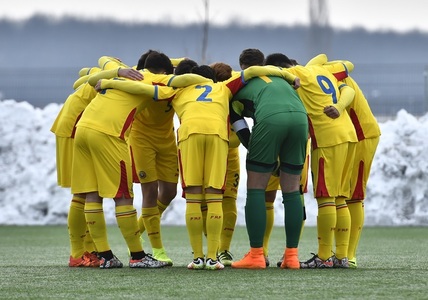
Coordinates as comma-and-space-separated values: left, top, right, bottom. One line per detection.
77, 86, 151, 140
233, 76, 305, 123
173, 80, 230, 142
132, 71, 175, 132
289, 65, 357, 148
51, 83, 97, 137
343, 76, 381, 140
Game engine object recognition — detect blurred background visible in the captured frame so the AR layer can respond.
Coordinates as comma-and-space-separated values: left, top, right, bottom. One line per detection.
1, 0, 428, 117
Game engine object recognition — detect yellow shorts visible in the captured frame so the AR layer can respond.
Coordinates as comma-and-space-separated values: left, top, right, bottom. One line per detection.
311, 142, 350, 198
129, 129, 178, 184
71, 127, 134, 199
55, 136, 73, 188
349, 137, 380, 200
224, 147, 240, 199
178, 134, 228, 190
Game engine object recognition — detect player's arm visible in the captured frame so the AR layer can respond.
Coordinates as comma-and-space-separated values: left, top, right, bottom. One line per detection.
87, 68, 143, 86
323, 84, 355, 119
230, 100, 251, 148
78, 67, 101, 77
241, 66, 299, 88
73, 67, 102, 89
305, 53, 328, 66
96, 78, 175, 100
166, 74, 212, 87
324, 61, 354, 81
170, 57, 187, 67
98, 56, 130, 70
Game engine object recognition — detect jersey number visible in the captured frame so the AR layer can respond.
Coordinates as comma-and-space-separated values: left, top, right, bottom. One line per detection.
316, 75, 337, 104
196, 85, 212, 102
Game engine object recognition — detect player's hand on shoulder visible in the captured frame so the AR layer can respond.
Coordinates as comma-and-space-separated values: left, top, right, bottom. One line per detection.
118, 68, 144, 81
95, 80, 103, 92
293, 77, 300, 89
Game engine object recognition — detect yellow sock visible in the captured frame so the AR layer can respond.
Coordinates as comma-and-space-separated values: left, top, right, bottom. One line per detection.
84, 202, 110, 253
347, 199, 364, 258
335, 197, 351, 259
316, 197, 336, 260
116, 205, 142, 253
83, 227, 97, 253
138, 214, 145, 235
205, 193, 223, 260
142, 206, 163, 249
219, 196, 237, 252
201, 200, 208, 237
68, 195, 86, 258
157, 199, 168, 216
185, 194, 204, 259
263, 202, 275, 257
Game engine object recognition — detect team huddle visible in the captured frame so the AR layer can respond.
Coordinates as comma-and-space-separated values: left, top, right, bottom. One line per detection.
50, 48, 380, 270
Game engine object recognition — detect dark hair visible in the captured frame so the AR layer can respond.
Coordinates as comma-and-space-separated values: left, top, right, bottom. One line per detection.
264, 53, 294, 68
144, 52, 174, 74
174, 59, 198, 75
210, 62, 232, 81
136, 49, 159, 70
290, 58, 299, 66
239, 48, 265, 68
191, 65, 216, 82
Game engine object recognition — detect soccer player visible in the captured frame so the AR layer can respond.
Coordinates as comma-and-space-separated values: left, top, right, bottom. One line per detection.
309, 54, 381, 268
51, 64, 143, 268
70, 63, 178, 269
209, 62, 240, 266
265, 52, 358, 268
97, 63, 300, 270
229, 48, 308, 270
128, 51, 178, 266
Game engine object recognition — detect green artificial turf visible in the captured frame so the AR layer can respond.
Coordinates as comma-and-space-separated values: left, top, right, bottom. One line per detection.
0, 225, 426, 299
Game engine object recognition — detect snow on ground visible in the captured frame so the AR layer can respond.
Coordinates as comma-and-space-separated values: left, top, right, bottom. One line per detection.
1, 99, 427, 226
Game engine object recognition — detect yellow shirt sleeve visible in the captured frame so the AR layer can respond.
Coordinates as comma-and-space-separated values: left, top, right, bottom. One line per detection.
242, 66, 297, 85
305, 53, 328, 66
170, 57, 186, 67
100, 78, 176, 100
167, 74, 212, 87
87, 68, 120, 86
98, 56, 130, 70
333, 85, 355, 114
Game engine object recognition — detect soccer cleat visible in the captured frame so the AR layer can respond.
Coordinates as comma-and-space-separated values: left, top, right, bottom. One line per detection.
348, 257, 357, 269
265, 256, 270, 267
231, 248, 266, 269
276, 255, 284, 268
332, 256, 350, 268
129, 254, 168, 268
280, 247, 300, 269
204, 258, 224, 270
68, 255, 87, 267
153, 247, 173, 266
99, 255, 123, 269
68, 251, 100, 267
187, 257, 205, 270
83, 251, 100, 267
217, 250, 234, 266
300, 253, 333, 269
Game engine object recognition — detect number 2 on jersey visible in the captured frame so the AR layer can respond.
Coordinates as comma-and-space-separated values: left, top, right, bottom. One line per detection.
195, 85, 213, 102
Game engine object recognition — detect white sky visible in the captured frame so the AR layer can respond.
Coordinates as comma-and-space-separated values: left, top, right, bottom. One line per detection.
1, 0, 428, 33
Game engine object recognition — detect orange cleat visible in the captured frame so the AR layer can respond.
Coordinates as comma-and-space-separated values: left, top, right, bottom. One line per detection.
231, 247, 266, 269
280, 247, 300, 269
